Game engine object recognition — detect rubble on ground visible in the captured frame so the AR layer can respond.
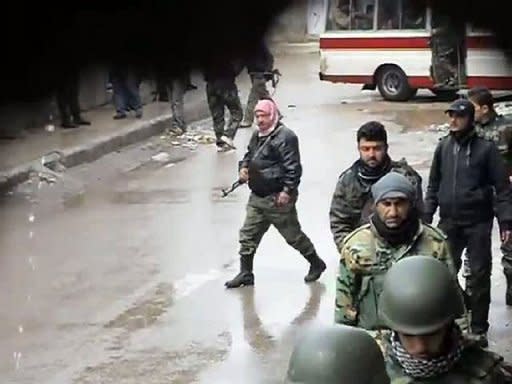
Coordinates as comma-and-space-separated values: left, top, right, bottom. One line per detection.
159, 125, 217, 151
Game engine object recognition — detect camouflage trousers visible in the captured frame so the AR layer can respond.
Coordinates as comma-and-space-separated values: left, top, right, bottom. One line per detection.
163, 76, 186, 131
244, 74, 270, 123
239, 193, 318, 267
206, 80, 243, 142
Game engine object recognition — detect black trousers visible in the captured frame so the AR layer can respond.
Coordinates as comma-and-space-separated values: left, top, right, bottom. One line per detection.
56, 69, 81, 122
438, 219, 493, 334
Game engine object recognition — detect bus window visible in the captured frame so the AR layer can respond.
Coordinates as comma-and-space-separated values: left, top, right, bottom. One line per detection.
377, 0, 426, 30
327, 0, 350, 30
401, 1, 426, 29
378, 0, 399, 29
327, 0, 375, 31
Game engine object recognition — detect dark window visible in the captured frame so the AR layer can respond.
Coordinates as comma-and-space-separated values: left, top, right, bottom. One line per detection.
327, 0, 375, 31
377, 0, 426, 30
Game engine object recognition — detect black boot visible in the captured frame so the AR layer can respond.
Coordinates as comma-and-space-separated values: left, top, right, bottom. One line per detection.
304, 254, 327, 283
506, 274, 512, 306
225, 256, 254, 289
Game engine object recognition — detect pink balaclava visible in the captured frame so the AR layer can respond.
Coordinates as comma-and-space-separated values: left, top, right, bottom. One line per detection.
254, 99, 279, 135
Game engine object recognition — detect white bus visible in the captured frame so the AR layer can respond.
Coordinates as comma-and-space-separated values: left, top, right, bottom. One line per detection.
319, 0, 512, 101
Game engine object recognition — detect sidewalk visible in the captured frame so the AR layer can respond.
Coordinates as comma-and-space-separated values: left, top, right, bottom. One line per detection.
0, 83, 210, 191
0, 43, 316, 191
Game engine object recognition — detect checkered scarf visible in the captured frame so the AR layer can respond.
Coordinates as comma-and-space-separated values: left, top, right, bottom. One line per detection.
389, 326, 464, 379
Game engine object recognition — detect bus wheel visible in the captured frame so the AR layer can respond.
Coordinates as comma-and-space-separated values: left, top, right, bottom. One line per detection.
432, 89, 458, 101
377, 66, 414, 101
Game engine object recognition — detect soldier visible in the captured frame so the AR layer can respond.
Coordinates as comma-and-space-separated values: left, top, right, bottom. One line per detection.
240, 39, 274, 128
286, 324, 390, 384
424, 98, 512, 347
203, 59, 243, 152
329, 121, 423, 253
224, 98, 326, 288
469, 86, 512, 305
379, 256, 512, 383
157, 70, 188, 135
430, 14, 465, 87
335, 172, 458, 330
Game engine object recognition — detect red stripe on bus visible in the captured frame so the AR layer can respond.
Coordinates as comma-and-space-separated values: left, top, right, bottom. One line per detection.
320, 74, 374, 83
320, 37, 430, 49
322, 74, 512, 90
320, 74, 433, 87
466, 77, 512, 89
466, 35, 497, 49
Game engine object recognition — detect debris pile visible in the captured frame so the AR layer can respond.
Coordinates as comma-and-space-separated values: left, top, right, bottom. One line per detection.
159, 126, 216, 151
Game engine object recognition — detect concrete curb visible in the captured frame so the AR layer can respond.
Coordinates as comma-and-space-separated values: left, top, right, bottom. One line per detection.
0, 102, 211, 192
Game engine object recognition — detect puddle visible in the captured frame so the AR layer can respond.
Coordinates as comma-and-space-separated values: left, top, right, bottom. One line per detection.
105, 283, 175, 331
74, 333, 231, 384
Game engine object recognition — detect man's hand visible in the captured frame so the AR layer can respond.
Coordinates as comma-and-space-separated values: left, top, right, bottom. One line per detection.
275, 191, 291, 207
239, 167, 249, 183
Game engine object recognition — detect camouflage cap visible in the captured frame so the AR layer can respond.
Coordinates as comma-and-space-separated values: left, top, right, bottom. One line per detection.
286, 324, 390, 384
371, 171, 415, 203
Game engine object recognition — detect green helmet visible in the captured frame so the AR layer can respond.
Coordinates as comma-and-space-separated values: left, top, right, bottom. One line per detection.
378, 255, 464, 335
286, 324, 390, 384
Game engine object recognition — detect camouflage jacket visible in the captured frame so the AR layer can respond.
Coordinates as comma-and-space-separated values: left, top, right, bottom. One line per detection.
329, 158, 423, 252
386, 337, 512, 384
335, 221, 457, 330
475, 113, 512, 174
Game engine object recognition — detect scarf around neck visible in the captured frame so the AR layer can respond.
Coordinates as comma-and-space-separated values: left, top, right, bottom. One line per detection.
357, 155, 392, 183
389, 325, 464, 379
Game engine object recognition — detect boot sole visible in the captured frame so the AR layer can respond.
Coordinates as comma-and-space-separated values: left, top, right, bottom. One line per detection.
304, 264, 327, 283
225, 280, 254, 289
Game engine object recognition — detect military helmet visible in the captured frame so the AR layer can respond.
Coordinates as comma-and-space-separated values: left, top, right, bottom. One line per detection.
286, 324, 390, 384
378, 255, 464, 335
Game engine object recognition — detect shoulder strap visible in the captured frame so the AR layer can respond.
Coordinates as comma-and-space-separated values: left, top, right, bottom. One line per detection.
251, 124, 283, 161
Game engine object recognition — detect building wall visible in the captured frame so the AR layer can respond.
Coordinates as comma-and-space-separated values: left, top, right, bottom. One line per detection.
0, 67, 155, 138
269, 0, 310, 42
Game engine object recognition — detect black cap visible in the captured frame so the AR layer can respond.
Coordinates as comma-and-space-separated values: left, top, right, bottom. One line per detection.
444, 98, 475, 117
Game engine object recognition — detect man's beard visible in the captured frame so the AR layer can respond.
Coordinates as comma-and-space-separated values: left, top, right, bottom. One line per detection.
357, 154, 391, 182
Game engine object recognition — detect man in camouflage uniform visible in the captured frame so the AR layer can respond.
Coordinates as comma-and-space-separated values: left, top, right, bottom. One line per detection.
469, 86, 512, 305
203, 59, 243, 152
240, 38, 274, 128
379, 256, 512, 383
430, 14, 465, 87
335, 172, 459, 332
286, 324, 390, 384
329, 121, 423, 252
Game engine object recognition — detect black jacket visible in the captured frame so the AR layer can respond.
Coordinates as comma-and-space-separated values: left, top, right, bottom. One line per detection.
424, 128, 512, 226
202, 59, 238, 85
246, 41, 274, 74
239, 122, 301, 197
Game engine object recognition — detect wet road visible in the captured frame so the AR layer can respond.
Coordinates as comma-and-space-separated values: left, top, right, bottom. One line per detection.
1, 52, 511, 383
